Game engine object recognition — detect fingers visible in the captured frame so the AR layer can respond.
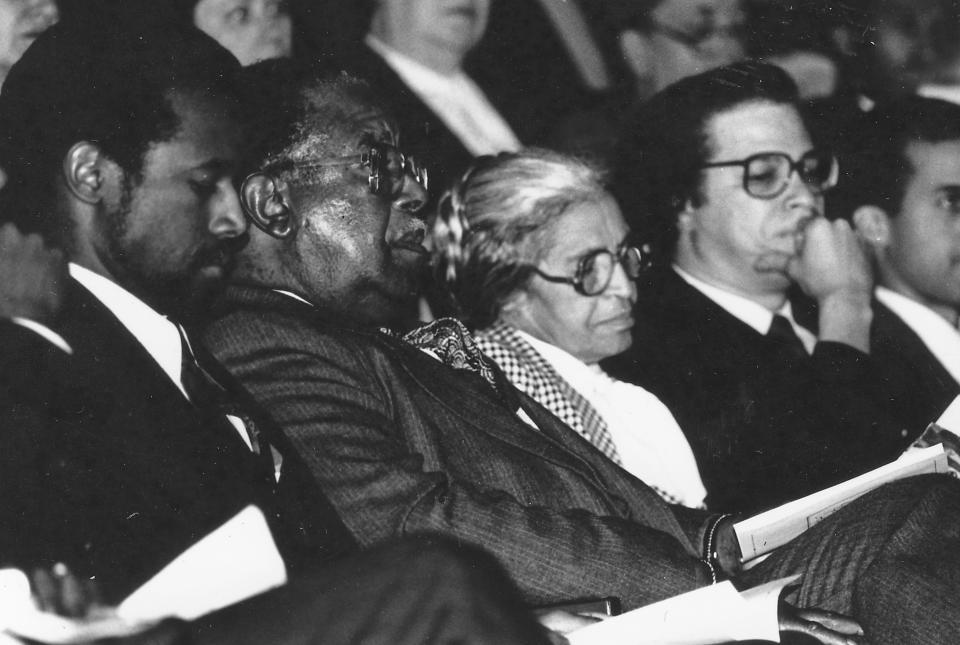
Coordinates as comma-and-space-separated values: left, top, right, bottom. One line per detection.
795, 608, 865, 635
29, 564, 101, 618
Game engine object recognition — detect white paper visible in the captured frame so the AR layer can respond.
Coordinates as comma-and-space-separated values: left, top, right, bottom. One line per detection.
118, 505, 287, 622
735, 445, 947, 561
937, 396, 960, 433
0, 569, 152, 644
567, 575, 799, 645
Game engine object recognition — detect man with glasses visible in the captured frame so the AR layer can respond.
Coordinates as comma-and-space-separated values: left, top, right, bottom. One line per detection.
607, 61, 911, 514
205, 60, 960, 645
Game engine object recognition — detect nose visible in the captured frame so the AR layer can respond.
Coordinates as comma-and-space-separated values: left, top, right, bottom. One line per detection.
393, 171, 429, 219
605, 258, 637, 301
208, 181, 249, 238
782, 169, 822, 218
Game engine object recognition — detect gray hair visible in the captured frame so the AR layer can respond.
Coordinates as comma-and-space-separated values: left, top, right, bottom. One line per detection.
432, 148, 610, 329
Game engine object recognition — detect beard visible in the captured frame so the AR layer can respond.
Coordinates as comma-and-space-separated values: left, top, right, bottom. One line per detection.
100, 182, 243, 322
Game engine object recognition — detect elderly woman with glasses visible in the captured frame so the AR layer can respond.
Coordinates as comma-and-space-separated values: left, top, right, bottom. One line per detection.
432, 149, 706, 508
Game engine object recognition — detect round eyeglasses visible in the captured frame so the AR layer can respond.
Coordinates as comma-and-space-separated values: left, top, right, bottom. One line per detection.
529, 244, 650, 296
269, 141, 429, 197
700, 148, 838, 200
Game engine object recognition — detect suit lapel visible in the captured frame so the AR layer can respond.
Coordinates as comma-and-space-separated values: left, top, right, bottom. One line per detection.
56, 279, 264, 470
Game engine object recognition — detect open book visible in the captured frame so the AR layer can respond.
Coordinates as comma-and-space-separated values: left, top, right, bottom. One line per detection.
735, 444, 948, 562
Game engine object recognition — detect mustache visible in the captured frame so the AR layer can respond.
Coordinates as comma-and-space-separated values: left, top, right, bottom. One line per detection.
196, 233, 250, 270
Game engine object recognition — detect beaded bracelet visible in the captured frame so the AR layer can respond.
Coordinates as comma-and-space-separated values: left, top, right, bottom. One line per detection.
701, 513, 735, 584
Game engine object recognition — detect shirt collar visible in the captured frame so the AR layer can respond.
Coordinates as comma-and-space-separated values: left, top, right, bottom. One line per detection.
515, 328, 605, 384
876, 285, 960, 385
272, 288, 314, 307
673, 264, 777, 335
366, 34, 467, 90
69, 263, 186, 396
673, 264, 815, 351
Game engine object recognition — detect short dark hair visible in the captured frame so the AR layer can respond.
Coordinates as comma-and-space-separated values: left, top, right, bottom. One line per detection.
615, 61, 800, 261
0, 6, 240, 240
238, 59, 385, 178
836, 96, 960, 219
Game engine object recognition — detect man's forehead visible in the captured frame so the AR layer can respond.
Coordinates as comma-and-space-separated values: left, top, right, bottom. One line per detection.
142, 89, 242, 168
704, 101, 809, 158
906, 139, 960, 184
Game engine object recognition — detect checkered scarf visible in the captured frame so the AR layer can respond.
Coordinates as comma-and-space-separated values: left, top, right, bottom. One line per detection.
474, 321, 623, 465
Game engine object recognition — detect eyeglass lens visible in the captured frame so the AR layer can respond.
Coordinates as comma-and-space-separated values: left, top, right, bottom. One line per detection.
580, 247, 646, 295
368, 145, 429, 196
744, 150, 836, 198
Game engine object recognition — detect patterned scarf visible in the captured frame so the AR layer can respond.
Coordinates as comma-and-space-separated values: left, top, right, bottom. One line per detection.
475, 321, 690, 506
384, 317, 504, 398
474, 321, 623, 465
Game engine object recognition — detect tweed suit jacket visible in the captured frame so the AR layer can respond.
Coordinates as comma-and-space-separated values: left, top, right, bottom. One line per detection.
603, 267, 910, 514
0, 280, 356, 602
204, 285, 719, 611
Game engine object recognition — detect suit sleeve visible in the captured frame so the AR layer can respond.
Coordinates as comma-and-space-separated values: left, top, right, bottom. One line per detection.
207, 316, 713, 611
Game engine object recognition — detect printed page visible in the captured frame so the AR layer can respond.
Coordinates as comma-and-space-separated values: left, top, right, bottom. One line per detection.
735, 445, 947, 561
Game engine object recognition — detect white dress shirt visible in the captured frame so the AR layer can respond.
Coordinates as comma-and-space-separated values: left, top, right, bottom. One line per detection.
876, 286, 960, 386
518, 330, 708, 508
366, 35, 521, 156
71, 263, 255, 452
674, 264, 817, 353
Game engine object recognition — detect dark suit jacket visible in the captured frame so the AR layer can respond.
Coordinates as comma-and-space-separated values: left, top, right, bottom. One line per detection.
203, 285, 718, 611
0, 280, 355, 602
603, 267, 910, 514
871, 298, 960, 429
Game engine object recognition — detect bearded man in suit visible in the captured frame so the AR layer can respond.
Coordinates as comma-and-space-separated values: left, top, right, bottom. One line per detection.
204, 57, 960, 645
0, 8, 546, 645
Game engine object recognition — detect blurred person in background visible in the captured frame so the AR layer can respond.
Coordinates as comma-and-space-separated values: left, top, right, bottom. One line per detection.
432, 149, 707, 508
616, 0, 746, 100
844, 96, 960, 429
0, 0, 58, 87
181, 0, 292, 66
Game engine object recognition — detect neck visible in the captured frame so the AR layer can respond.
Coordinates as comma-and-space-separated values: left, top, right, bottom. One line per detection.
674, 248, 788, 313
879, 269, 960, 327
369, 28, 465, 76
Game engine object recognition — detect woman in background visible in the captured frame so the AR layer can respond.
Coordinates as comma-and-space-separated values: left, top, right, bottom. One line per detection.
431, 149, 707, 508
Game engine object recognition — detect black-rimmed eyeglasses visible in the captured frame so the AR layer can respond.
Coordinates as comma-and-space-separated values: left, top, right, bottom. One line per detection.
700, 148, 838, 200
528, 244, 650, 296
269, 141, 429, 197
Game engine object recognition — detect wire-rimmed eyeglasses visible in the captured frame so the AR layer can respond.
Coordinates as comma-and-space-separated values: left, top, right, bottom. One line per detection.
700, 148, 838, 200
270, 141, 429, 197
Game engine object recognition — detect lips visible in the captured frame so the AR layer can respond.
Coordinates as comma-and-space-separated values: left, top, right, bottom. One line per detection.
597, 312, 634, 329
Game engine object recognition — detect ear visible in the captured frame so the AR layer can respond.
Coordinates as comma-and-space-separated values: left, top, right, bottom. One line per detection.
852, 205, 891, 251
676, 197, 696, 233
62, 142, 106, 204
241, 172, 294, 239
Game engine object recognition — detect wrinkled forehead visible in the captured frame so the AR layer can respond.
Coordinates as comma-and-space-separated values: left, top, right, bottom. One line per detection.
291, 91, 398, 160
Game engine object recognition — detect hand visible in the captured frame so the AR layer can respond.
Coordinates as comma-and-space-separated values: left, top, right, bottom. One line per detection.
786, 217, 872, 306
0, 223, 66, 323
30, 563, 103, 619
535, 609, 602, 645
787, 218, 873, 352
779, 602, 866, 645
